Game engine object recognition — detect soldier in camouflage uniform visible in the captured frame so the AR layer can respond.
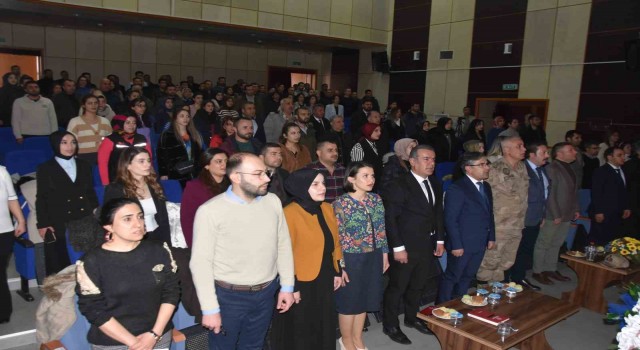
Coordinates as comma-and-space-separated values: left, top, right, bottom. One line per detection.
476, 136, 529, 282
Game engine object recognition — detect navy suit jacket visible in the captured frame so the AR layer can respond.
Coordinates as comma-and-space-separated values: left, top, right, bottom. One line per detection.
589, 164, 630, 217
524, 161, 550, 226
444, 176, 495, 253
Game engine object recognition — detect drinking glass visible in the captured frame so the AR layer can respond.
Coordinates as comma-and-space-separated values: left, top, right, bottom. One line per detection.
505, 288, 517, 303
488, 293, 501, 308
492, 282, 503, 294
450, 312, 463, 327
497, 321, 512, 343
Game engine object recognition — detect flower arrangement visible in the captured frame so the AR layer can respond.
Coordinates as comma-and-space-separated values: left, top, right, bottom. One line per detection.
607, 237, 640, 265
616, 298, 640, 350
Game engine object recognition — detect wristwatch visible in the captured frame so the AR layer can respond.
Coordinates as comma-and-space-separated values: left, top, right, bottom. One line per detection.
149, 330, 160, 342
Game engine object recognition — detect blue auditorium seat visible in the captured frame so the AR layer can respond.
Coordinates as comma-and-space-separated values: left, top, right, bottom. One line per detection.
578, 189, 590, 217
23, 136, 53, 158
5, 149, 49, 175
92, 164, 102, 187
0, 127, 18, 163
95, 185, 105, 205
435, 162, 456, 183
161, 179, 183, 203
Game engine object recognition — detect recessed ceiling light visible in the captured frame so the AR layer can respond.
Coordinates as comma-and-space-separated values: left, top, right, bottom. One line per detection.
97, 23, 103, 27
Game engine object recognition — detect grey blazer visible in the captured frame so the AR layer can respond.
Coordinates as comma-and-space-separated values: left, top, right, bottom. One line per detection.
544, 160, 579, 221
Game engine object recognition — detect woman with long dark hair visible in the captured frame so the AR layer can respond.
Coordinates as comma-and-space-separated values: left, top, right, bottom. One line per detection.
218, 96, 239, 120
463, 118, 486, 143
76, 198, 179, 349
180, 148, 230, 247
0, 73, 23, 127
157, 109, 204, 186
425, 117, 458, 163
193, 100, 219, 145
97, 115, 151, 185
104, 147, 171, 245
36, 131, 98, 275
280, 122, 312, 172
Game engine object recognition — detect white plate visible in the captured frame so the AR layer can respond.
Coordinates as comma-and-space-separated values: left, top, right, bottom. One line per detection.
432, 308, 457, 320
462, 298, 488, 307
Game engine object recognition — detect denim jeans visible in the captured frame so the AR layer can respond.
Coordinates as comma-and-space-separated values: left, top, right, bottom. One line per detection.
208, 279, 278, 350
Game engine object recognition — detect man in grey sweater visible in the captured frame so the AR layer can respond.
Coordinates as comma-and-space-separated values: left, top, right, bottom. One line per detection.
11, 81, 58, 143
190, 152, 295, 350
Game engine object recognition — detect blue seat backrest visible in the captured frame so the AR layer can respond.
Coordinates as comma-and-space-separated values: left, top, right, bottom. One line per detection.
5, 149, 48, 176
23, 136, 53, 158
435, 162, 456, 182
578, 189, 590, 217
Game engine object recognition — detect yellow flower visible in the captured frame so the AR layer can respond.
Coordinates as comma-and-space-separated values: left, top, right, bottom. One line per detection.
612, 247, 618, 252
620, 249, 630, 256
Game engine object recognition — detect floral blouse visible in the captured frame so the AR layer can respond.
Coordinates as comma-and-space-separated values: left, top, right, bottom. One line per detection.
332, 193, 389, 254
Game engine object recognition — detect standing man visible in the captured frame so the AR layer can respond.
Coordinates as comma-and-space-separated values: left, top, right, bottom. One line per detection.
486, 115, 505, 149
350, 98, 373, 142
219, 117, 263, 156
241, 101, 266, 143
52, 79, 79, 128
305, 139, 345, 202
328, 115, 352, 166
582, 140, 601, 189
402, 103, 426, 138
310, 104, 331, 139
259, 143, 290, 206
505, 142, 549, 290
520, 114, 547, 146
293, 106, 317, 161
589, 147, 631, 245
438, 152, 495, 302
477, 136, 528, 283
264, 97, 294, 143
532, 142, 579, 285
565, 130, 584, 188
191, 153, 295, 349
11, 81, 58, 144
382, 145, 445, 345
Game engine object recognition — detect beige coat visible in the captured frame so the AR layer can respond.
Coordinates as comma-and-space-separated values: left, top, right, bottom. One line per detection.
35, 264, 77, 344
20, 178, 42, 244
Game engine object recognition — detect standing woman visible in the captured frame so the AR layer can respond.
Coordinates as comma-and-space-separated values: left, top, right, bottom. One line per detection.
127, 97, 152, 144
157, 109, 204, 187
218, 96, 239, 120
0, 73, 23, 127
598, 129, 620, 165
104, 147, 171, 245
384, 108, 407, 142
382, 138, 418, 187
280, 122, 312, 173
76, 198, 179, 349
325, 95, 344, 121
67, 95, 113, 165
75, 76, 92, 99
180, 148, 230, 248
0, 165, 26, 323
425, 117, 458, 163
36, 131, 99, 275
209, 115, 234, 149
271, 169, 345, 350
193, 100, 218, 145
350, 123, 383, 192
97, 115, 152, 186
189, 92, 204, 118
463, 119, 486, 143
333, 162, 389, 350
212, 92, 225, 113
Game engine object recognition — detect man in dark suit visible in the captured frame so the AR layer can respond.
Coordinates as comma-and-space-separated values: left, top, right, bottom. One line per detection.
350, 98, 373, 141
589, 147, 631, 245
505, 142, 549, 290
532, 142, 579, 285
382, 145, 445, 345
310, 104, 331, 139
438, 152, 495, 303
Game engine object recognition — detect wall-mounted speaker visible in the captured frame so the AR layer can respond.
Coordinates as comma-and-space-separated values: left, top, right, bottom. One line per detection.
371, 51, 389, 73
625, 39, 640, 71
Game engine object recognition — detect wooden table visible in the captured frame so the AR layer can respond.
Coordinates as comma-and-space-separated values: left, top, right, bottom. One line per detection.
417, 290, 579, 350
561, 253, 640, 313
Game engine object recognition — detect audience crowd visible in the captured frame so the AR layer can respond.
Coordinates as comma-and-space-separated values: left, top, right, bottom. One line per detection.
0, 64, 639, 350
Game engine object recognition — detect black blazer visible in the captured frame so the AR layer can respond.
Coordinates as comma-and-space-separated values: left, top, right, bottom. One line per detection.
103, 181, 171, 245
589, 164, 630, 217
36, 158, 99, 233
310, 117, 331, 139
157, 129, 203, 184
382, 173, 445, 254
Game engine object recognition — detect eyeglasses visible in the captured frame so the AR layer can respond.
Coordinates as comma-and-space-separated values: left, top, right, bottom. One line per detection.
468, 162, 490, 168
236, 170, 272, 178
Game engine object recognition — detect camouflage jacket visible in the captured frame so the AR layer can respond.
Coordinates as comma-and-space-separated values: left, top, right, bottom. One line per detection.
487, 158, 529, 230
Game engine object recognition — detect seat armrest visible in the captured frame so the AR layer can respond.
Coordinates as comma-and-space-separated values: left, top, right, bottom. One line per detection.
15, 235, 34, 248
40, 340, 66, 350
172, 328, 186, 343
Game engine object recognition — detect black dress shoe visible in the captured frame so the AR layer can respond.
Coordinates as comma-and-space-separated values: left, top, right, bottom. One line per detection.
519, 279, 541, 291
404, 320, 433, 335
383, 326, 412, 345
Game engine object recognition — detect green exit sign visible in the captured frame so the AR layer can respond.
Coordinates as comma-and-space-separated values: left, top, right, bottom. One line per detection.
502, 83, 518, 91
292, 61, 302, 66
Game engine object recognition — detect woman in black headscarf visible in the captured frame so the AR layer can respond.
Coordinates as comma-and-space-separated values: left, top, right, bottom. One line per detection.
271, 169, 345, 350
36, 131, 99, 275
425, 117, 459, 163
0, 73, 23, 127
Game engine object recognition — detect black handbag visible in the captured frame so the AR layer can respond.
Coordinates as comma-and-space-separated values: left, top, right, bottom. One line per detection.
179, 324, 209, 349
174, 160, 195, 175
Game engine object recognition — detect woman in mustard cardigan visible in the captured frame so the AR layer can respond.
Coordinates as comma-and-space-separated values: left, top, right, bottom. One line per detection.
271, 168, 346, 350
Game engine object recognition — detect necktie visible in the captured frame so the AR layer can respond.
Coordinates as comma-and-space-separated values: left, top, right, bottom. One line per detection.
536, 167, 546, 199
614, 168, 626, 186
477, 181, 489, 207
423, 179, 433, 205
